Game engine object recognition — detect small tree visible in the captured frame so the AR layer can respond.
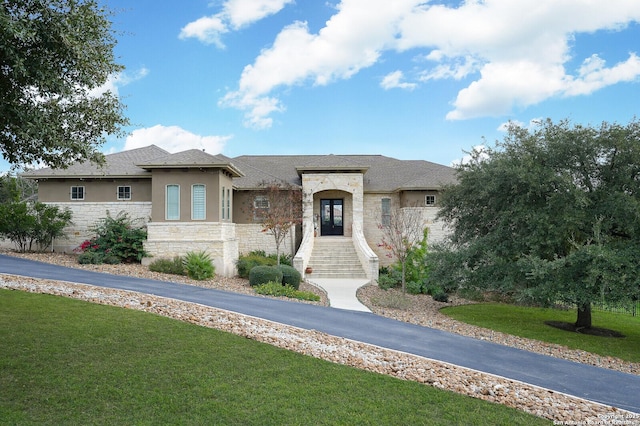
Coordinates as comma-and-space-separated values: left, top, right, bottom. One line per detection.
0, 201, 72, 252
377, 202, 427, 293
250, 181, 302, 265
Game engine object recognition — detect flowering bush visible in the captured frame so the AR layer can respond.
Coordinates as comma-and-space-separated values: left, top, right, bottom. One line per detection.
75, 211, 148, 264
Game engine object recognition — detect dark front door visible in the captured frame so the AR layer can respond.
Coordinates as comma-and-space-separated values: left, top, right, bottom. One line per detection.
320, 199, 343, 236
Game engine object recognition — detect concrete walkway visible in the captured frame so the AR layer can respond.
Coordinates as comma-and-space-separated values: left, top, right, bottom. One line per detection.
0, 254, 638, 414
307, 278, 371, 312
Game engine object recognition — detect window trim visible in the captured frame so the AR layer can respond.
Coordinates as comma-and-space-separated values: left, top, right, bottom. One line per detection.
117, 185, 132, 201
425, 194, 436, 206
70, 186, 85, 201
166, 184, 180, 220
191, 184, 206, 220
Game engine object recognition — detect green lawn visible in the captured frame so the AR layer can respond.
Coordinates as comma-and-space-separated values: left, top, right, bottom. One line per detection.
0, 290, 550, 425
441, 303, 640, 363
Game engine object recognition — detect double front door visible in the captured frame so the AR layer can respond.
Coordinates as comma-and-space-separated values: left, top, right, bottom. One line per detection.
320, 199, 343, 236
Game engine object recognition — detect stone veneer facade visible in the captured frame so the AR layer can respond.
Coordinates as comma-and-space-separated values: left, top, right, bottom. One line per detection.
362, 194, 448, 267
235, 224, 297, 258
144, 222, 238, 277
47, 202, 152, 253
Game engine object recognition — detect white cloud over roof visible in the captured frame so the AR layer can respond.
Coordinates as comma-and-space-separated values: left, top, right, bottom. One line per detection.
124, 125, 232, 154
182, 0, 640, 128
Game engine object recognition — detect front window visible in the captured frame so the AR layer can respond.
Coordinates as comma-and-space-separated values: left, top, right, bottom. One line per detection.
192, 184, 206, 220
222, 187, 231, 220
70, 186, 84, 200
117, 186, 131, 200
166, 185, 180, 220
425, 195, 436, 206
381, 198, 391, 226
253, 195, 270, 221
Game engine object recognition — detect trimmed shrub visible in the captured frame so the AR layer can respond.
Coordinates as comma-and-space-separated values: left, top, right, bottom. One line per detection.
277, 264, 301, 290
77, 251, 103, 265
236, 251, 276, 278
254, 281, 320, 302
183, 251, 215, 280
432, 292, 449, 303
249, 265, 283, 287
149, 256, 185, 276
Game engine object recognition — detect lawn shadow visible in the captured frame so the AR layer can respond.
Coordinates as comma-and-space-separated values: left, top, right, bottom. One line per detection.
544, 321, 625, 338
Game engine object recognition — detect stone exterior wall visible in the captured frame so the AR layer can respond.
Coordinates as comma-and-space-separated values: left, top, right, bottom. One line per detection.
47, 202, 152, 253
362, 194, 448, 267
144, 222, 238, 277
236, 224, 297, 258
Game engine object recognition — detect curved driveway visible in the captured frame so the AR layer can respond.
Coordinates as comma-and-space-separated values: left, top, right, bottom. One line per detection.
0, 254, 638, 414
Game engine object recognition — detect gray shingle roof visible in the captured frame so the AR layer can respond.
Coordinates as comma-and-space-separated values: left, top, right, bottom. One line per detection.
137, 149, 244, 177
22, 145, 169, 179
232, 154, 456, 192
22, 146, 456, 191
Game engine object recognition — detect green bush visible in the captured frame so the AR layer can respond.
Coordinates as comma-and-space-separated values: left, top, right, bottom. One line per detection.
183, 251, 215, 280
254, 282, 320, 302
103, 254, 121, 265
0, 201, 72, 252
236, 252, 277, 278
249, 265, 283, 287
277, 264, 301, 289
149, 256, 185, 275
77, 252, 103, 265
76, 211, 148, 264
432, 292, 449, 303
377, 269, 401, 290
406, 281, 424, 295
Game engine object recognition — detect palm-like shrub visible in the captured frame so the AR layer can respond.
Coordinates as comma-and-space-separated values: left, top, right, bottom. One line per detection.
183, 251, 215, 280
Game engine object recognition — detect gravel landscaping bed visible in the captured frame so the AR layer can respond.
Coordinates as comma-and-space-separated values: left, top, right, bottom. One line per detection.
1, 251, 638, 423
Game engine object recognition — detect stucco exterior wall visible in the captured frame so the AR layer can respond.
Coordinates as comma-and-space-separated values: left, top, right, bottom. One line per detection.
45, 202, 152, 253
37, 179, 152, 203
149, 168, 230, 223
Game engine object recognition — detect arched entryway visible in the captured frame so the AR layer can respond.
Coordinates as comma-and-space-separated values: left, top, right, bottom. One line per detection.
314, 190, 352, 237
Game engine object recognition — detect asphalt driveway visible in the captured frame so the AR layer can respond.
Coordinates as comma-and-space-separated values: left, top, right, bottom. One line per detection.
0, 254, 638, 413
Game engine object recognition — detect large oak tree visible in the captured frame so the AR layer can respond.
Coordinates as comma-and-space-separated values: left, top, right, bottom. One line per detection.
432, 118, 640, 329
1, 0, 128, 169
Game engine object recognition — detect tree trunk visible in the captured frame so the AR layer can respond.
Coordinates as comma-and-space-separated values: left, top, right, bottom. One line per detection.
575, 303, 592, 329
401, 262, 406, 294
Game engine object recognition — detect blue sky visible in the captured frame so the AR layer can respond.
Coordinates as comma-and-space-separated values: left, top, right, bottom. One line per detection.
17, 0, 640, 171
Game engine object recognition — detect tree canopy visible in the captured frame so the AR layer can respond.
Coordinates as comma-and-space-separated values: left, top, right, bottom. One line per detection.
0, 0, 128, 169
431, 118, 640, 329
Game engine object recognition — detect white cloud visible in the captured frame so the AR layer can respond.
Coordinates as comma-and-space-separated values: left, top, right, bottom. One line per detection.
563, 53, 640, 96
179, 15, 227, 47
221, 1, 416, 128
218, 0, 640, 127
88, 68, 149, 98
124, 125, 232, 154
381, 70, 417, 90
179, 0, 294, 47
